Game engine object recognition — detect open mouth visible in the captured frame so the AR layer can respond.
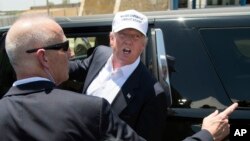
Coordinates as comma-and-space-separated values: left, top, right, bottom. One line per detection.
123, 48, 131, 54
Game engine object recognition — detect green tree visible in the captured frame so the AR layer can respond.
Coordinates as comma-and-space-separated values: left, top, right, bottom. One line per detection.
48, 2, 55, 5
62, 0, 70, 4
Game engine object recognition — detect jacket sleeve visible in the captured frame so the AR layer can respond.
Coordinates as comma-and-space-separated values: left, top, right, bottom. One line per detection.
99, 98, 146, 141
68, 49, 94, 81
68, 45, 111, 82
182, 129, 213, 141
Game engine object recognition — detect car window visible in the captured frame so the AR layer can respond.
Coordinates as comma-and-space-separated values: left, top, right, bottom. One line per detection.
200, 27, 250, 107
68, 35, 110, 60
68, 37, 94, 59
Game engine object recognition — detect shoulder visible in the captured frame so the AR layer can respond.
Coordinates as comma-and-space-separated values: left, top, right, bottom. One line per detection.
52, 89, 105, 106
137, 62, 157, 84
88, 45, 112, 63
136, 62, 165, 96
53, 89, 113, 116
93, 45, 112, 55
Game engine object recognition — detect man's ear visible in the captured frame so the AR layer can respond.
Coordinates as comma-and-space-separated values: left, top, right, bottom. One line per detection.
36, 49, 49, 69
109, 32, 115, 47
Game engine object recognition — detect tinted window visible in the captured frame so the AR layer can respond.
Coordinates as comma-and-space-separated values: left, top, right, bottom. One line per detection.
68, 35, 109, 59
200, 28, 250, 107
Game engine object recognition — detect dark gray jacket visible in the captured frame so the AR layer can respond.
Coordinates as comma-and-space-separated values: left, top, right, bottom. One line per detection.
0, 80, 145, 141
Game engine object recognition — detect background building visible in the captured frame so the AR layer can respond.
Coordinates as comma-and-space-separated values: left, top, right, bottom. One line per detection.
0, 0, 250, 27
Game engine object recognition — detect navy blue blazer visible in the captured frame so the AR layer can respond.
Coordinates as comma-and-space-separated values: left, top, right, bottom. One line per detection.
0, 80, 145, 141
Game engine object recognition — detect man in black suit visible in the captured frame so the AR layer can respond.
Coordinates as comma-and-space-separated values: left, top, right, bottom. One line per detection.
69, 9, 238, 141
0, 15, 145, 141
69, 9, 167, 141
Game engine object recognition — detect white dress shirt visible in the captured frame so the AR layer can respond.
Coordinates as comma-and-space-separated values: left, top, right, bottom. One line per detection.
86, 55, 140, 104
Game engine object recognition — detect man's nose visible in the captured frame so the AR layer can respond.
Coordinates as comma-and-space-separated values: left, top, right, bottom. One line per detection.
124, 34, 135, 42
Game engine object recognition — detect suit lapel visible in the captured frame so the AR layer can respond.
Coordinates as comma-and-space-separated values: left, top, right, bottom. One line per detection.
111, 63, 143, 115
111, 90, 127, 114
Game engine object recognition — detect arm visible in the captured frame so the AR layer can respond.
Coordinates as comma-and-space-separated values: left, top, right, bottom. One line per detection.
68, 49, 94, 81
68, 45, 111, 82
69, 59, 89, 81
201, 103, 238, 141
182, 129, 213, 141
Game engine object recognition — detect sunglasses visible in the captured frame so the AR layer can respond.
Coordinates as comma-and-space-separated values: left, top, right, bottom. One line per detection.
26, 40, 69, 53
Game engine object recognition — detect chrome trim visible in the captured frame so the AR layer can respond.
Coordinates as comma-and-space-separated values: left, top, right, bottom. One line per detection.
152, 28, 172, 106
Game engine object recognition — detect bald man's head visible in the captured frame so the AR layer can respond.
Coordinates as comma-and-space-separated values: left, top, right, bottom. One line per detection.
6, 15, 65, 65
5, 15, 68, 84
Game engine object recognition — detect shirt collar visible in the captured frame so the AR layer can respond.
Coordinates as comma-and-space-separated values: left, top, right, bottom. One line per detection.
107, 54, 140, 77
13, 77, 51, 86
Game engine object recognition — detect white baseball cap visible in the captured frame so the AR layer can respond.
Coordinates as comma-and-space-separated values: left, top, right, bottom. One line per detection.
112, 9, 148, 36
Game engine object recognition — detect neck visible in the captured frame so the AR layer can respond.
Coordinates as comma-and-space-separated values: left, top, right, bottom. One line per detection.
112, 58, 126, 69
43, 68, 56, 85
15, 68, 46, 80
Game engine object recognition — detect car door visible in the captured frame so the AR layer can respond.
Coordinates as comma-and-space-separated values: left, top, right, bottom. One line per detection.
0, 30, 16, 97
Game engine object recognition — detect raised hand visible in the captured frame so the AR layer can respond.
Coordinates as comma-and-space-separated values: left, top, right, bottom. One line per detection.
201, 103, 238, 141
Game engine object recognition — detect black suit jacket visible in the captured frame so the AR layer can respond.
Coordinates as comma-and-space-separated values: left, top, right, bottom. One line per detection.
0, 80, 145, 141
70, 46, 168, 141
69, 46, 214, 141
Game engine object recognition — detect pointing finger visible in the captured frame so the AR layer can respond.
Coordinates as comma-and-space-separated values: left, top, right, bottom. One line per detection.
218, 103, 238, 119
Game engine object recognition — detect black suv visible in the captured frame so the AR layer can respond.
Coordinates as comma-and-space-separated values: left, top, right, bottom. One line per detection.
1, 7, 250, 141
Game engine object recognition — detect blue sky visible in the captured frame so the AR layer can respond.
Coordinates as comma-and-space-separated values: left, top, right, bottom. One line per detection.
0, 0, 80, 11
